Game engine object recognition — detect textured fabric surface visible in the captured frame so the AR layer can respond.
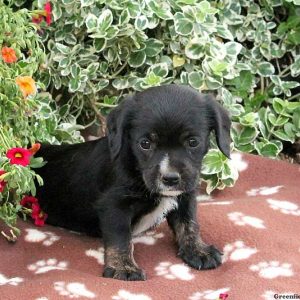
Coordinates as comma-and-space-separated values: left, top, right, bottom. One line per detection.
1, 153, 299, 300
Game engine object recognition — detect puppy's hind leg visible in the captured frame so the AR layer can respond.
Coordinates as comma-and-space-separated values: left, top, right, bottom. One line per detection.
167, 194, 222, 270
99, 208, 146, 281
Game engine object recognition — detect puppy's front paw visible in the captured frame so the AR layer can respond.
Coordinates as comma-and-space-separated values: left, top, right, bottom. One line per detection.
103, 266, 146, 281
178, 244, 222, 270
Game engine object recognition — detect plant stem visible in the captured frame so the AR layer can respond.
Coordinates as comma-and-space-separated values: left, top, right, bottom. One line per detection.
286, 93, 300, 102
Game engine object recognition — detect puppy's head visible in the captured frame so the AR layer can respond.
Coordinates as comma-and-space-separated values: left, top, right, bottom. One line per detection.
107, 85, 231, 196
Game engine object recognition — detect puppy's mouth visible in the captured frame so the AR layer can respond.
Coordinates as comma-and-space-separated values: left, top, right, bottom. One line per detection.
159, 190, 183, 197
157, 182, 183, 197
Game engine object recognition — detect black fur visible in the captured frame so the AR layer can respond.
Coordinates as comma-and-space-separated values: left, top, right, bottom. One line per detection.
35, 84, 231, 281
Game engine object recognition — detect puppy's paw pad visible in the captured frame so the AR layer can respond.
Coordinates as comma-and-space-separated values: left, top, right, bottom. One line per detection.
28, 258, 68, 274
179, 244, 222, 270
249, 261, 293, 279
54, 281, 96, 298
155, 261, 194, 281
222, 240, 257, 262
103, 267, 146, 281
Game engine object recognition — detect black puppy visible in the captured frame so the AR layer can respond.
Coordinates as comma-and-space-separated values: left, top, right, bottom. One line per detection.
36, 84, 231, 281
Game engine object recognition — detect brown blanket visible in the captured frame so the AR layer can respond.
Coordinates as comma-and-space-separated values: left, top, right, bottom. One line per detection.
1, 153, 299, 300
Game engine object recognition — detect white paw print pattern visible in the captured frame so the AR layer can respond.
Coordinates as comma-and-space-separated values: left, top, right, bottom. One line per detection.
230, 152, 248, 172
196, 194, 213, 202
132, 231, 164, 245
28, 258, 68, 274
222, 240, 257, 262
155, 261, 194, 281
249, 261, 293, 279
267, 199, 300, 216
0, 273, 23, 286
228, 212, 266, 229
261, 290, 296, 300
35, 297, 49, 300
24, 229, 60, 246
85, 247, 104, 265
246, 186, 283, 197
189, 288, 230, 300
54, 282, 96, 298
200, 201, 233, 206
112, 289, 152, 300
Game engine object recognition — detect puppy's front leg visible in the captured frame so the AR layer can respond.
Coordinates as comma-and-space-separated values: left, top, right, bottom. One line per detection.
167, 194, 222, 270
100, 209, 146, 281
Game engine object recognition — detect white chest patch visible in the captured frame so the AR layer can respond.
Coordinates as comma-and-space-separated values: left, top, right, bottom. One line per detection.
132, 197, 178, 236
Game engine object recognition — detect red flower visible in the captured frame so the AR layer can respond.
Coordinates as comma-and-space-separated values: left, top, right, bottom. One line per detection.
32, 1, 52, 25
1, 47, 18, 63
20, 195, 38, 207
32, 15, 43, 24
219, 293, 229, 300
6, 147, 32, 166
33, 210, 48, 227
44, 1, 52, 25
0, 170, 7, 193
20, 196, 47, 227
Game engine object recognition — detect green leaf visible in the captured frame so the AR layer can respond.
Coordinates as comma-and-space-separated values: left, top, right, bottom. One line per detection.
128, 50, 146, 68
69, 78, 81, 92
255, 142, 280, 157
55, 43, 70, 55
112, 78, 130, 89
201, 149, 227, 175
144, 39, 164, 57
225, 42, 242, 57
85, 13, 98, 32
257, 62, 275, 76
148, 63, 168, 77
292, 108, 300, 129
273, 130, 295, 143
93, 39, 107, 52
205, 76, 222, 90
98, 9, 113, 34
238, 127, 259, 145
231, 71, 254, 92
185, 38, 205, 59
268, 114, 289, 126
135, 15, 148, 31
216, 24, 234, 40
173, 55, 185, 68
188, 71, 204, 89
80, 0, 94, 7
174, 12, 194, 36
291, 56, 300, 77
239, 112, 259, 127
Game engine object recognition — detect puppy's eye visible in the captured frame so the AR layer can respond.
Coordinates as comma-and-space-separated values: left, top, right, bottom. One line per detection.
187, 137, 200, 148
140, 139, 152, 150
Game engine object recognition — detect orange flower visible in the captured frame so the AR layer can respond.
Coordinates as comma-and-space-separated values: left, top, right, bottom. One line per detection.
1, 47, 18, 63
15, 76, 36, 98
28, 143, 41, 155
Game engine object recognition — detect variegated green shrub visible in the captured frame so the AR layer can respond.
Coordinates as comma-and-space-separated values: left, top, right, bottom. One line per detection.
0, 2, 83, 238
29, 0, 300, 194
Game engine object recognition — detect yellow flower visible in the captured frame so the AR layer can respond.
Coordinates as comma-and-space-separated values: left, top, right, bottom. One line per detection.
15, 76, 36, 98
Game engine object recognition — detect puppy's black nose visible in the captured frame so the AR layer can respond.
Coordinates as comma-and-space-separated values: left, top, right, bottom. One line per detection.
162, 172, 180, 186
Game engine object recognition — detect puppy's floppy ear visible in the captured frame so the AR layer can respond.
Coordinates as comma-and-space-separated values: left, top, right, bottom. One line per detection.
106, 96, 135, 160
205, 95, 231, 158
